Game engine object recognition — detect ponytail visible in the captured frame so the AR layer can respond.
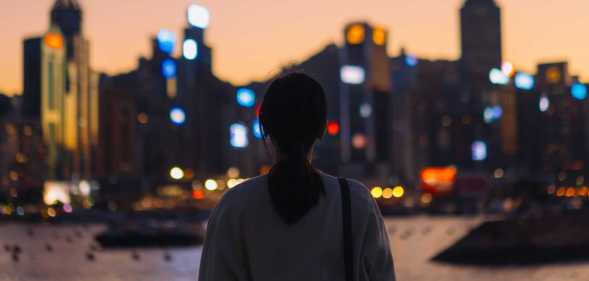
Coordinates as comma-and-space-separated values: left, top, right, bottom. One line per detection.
267, 144, 324, 224
259, 73, 327, 225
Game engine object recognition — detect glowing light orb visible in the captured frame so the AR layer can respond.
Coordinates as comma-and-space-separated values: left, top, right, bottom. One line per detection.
327, 121, 340, 136
571, 82, 587, 100
162, 59, 177, 78
472, 140, 487, 161
170, 107, 186, 125
359, 103, 372, 118
372, 27, 386, 46
501, 62, 515, 77
204, 179, 218, 191
252, 119, 262, 139
352, 133, 367, 149
182, 39, 198, 60
539, 96, 550, 112
157, 29, 176, 54
392, 186, 405, 198
514, 72, 535, 90
371, 186, 383, 198
340, 65, 365, 84
169, 167, 184, 180
489, 68, 509, 85
346, 24, 365, 44
236, 88, 256, 108
187, 4, 211, 29
405, 55, 418, 67
230, 123, 249, 148
483, 105, 502, 124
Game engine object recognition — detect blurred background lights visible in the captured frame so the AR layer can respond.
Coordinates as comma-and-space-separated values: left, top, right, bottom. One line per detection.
392, 186, 405, 198
204, 179, 218, 191
405, 54, 418, 67
157, 29, 175, 54
346, 24, 365, 44
327, 121, 340, 136
252, 119, 262, 139
483, 105, 502, 124
501, 61, 515, 77
187, 4, 210, 29
352, 133, 367, 149
340, 65, 365, 84
169, 107, 186, 125
236, 88, 256, 108
162, 59, 176, 78
371, 186, 383, 198
472, 140, 488, 161
489, 68, 509, 85
539, 96, 550, 112
230, 123, 249, 148
359, 103, 372, 118
514, 72, 535, 90
182, 39, 198, 60
169, 166, 184, 180
571, 82, 587, 100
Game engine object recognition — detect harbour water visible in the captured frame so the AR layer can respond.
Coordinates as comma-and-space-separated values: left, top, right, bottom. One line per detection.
1, 217, 586, 281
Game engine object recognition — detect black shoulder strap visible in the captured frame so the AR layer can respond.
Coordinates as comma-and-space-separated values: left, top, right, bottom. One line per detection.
339, 178, 354, 281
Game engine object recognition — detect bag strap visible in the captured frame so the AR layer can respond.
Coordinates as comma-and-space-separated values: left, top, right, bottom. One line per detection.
339, 178, 354, 281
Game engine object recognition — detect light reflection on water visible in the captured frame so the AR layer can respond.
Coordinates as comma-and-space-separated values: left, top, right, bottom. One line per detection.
1, 217, 587, 281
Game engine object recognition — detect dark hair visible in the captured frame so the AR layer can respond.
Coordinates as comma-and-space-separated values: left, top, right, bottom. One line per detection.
259, 73, 327, 224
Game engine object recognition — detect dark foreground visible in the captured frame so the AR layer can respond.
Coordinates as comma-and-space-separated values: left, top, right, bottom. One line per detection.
1, 217, 588, 281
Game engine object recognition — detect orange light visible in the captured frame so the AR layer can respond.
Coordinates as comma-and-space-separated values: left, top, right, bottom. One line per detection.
372, 27, 386, 46
44, 33, 64, 49
192, 189, 205, 200
259, 165, 271, 175
566, 187, 576, 197
327, 121, 340, 136
546, 67, 561, 84
346, 24, 365, 45
420, 166, 457, 194
556, 187, 565, 197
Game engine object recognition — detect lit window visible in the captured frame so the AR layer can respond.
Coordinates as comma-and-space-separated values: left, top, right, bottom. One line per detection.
183, 39, 198, 60
187, 4, 211, 29
340, 65, 365, 84
346, 24, 365, 45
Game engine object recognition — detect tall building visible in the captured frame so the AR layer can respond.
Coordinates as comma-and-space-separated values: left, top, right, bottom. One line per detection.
339, 22, 393, 179
22, 0, 98, 180
460, 0, 502, 83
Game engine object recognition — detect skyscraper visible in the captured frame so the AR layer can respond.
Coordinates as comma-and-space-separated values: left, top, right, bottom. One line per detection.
460, 0, 502, 82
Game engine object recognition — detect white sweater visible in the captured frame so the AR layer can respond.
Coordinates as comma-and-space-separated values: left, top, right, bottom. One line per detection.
198, 171, 396, 281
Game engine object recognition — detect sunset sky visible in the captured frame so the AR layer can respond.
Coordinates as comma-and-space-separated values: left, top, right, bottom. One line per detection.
1, 0, 588, 95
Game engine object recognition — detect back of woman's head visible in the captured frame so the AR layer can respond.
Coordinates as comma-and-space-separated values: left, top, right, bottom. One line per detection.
259, 73, 327, 225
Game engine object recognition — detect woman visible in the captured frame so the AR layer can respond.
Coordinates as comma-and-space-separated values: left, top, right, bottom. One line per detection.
198, 73, 395, 281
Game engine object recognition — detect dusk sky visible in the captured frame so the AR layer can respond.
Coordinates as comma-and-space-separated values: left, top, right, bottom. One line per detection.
1, 0, 589, 95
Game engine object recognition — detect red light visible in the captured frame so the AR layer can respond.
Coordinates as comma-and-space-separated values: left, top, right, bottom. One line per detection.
192, 189, 205, 200
327, 121, 340, 136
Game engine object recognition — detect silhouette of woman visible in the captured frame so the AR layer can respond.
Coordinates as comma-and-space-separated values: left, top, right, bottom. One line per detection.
198, 73, 395, 281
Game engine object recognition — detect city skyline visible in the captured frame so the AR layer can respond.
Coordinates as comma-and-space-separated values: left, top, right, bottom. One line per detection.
2, 0, 589, 95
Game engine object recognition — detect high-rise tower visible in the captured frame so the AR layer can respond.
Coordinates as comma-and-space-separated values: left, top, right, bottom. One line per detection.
460, 0, 502, 81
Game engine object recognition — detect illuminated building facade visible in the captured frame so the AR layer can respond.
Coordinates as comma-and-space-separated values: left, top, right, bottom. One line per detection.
22, 0, 99, 180
339, 22, 393, 178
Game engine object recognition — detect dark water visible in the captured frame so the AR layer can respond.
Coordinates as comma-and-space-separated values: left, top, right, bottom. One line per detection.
0, 217, 586, 281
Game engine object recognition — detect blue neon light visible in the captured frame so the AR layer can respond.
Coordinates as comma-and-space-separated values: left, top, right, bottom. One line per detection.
405, 55, 418, 67
236, 88, 256, 108
157, 29, 176, 54
162, 59, 176, 78
472, 141, 487, 161
571, 83, 587, 100
230, 123, 249, 148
